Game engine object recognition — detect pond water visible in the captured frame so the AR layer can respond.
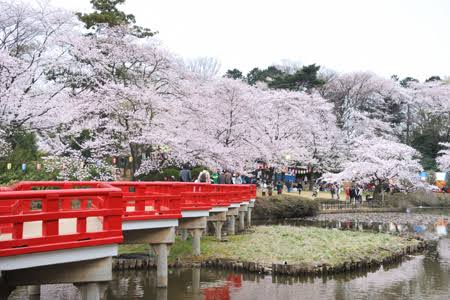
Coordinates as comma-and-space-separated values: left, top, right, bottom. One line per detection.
9, 214, 450, 300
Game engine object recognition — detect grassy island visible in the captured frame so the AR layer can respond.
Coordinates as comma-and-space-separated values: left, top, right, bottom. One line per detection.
120, 225, 421, 269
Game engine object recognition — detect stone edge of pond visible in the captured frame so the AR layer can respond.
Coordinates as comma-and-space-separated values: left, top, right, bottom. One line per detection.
112, 238, 428, 277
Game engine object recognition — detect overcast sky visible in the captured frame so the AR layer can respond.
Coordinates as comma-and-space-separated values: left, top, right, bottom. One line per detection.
52, 0, 450, 81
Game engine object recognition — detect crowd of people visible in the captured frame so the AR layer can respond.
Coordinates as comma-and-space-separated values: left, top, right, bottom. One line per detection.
179, 166, 250, 184
259, 177, 368, 204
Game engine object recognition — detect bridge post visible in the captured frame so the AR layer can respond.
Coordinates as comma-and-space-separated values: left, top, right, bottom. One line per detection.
212, 221, 223, 240
190, 229, 202, 256
227, 215, 236, 235
178, 216, 207, 256
238, 204, 248, 232
207, 211, 227, 241
246, 200, 254, 228
151, 244, 169, 288
246, 207, 252, 227
123, 226, 176, 289
225, 207, 238, 235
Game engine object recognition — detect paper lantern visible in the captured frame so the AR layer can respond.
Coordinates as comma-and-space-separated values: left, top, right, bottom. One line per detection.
112, 157, 117, 164
6, 163, 12, 170
36, 163, 41, 170
128, 156, 133, 163
21, 163, 26, 172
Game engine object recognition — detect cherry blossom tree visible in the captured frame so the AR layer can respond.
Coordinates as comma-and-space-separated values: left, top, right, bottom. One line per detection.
325, 137, 422, 201
320, 72, 410, 140
50, 25, 186, 177
0, 1, 76, 145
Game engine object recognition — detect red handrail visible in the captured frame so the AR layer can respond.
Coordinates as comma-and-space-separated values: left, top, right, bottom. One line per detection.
0, 181, 257, 258
0, 184, 123, 257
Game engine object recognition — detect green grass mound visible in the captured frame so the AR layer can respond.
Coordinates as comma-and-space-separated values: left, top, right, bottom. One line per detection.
168, 225, 419, 267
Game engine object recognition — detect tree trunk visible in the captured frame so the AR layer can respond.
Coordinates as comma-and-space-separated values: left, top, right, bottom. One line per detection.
308, 172, 315, 191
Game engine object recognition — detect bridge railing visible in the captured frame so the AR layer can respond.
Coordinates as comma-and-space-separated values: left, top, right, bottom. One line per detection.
109, 182, 255, 211
0, 184, 123, 257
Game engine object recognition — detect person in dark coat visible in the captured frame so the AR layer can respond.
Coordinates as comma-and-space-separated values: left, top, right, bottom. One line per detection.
224, 170, 233, 184
218, 171, 226, 184
179, 165, 192, 182
349, 186, 356, 204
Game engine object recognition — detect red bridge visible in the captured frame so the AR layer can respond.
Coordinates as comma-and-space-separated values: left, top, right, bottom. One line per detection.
0, 181, 256, 300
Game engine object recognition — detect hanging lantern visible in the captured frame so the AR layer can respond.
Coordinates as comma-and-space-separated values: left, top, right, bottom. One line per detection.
36, 163, 41, 170
21, 163, 26, 172
112, 157, 117, 164
6, 163, 12, 170
142, 153, 146, 160
128, 156, 133, 163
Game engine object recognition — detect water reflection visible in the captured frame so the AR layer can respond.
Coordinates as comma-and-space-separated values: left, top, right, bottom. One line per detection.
102, 239, 450, 300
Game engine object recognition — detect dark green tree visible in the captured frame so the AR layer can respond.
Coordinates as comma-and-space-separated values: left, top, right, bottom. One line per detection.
269, 64, 325, 91
400, 76, 419, 87
246, 66, 284, 85
425, 75, 442, 82
224, 68, 243, 80
77, 0, 157, 37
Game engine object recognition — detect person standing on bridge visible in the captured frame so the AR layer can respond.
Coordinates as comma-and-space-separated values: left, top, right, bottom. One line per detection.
197, 170, 211, 183
224, 170, 233, 184
218, 171, 226, 184
180, 165, 192, 182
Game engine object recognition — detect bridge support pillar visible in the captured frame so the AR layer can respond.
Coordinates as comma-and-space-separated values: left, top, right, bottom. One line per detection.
151, 244, 169, 288
190, 229, 202, 256
239, 211, 245, 231
246, 207, 252, 228
227, 215, 236, 235
207, 211, 226, 241
212, 221, 224, 240
179, 217, 207, 256
225, 207, 238, 235
123, 226, 176, 289
76, 282, 107, 300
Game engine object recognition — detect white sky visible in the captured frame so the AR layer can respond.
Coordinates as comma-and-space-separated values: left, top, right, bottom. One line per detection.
51, 0, 450, 81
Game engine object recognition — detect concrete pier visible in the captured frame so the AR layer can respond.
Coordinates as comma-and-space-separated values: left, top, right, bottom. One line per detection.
190, 229, 203, 256
207, 211, 227, 241
246, 207, 253, 228
226, 207, 239, 235
238, 204, 248, 232
227, 215, 236, 235
123, 225, 176, 288
212, 221, 224, 240
178, 216, 207, 256
151, 244, 169, 288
